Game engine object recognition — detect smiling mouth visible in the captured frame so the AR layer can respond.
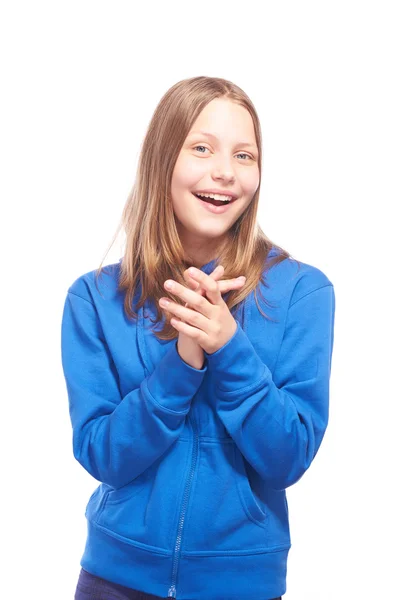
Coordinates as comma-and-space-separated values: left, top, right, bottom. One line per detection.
192, 192, 237, 207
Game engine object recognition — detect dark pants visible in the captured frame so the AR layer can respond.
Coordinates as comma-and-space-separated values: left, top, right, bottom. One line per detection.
74, 568, 282, 599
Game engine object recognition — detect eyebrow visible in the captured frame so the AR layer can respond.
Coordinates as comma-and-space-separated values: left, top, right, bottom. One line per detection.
188, 131, 258, 150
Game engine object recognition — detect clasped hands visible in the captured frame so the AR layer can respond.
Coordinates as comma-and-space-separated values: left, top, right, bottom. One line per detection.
159, 266, 243, 355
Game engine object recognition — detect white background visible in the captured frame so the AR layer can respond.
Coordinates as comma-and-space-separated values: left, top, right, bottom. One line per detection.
1, 1, 398, 598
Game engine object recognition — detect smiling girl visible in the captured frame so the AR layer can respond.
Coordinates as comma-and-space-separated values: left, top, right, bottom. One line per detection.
61, 76, 335, 600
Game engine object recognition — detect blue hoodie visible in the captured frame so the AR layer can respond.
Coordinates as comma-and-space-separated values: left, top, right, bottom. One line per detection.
61, 247, 335, 600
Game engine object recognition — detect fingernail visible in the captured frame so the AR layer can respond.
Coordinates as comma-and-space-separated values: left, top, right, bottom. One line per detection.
238, 276, 246, 282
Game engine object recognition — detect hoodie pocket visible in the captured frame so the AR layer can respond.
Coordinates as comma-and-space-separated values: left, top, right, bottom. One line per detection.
183, 441, 268, 553
233, 444, 268, 525
85, 484, 110, 522
93, 439, 193, 550
105, 469, 153, 506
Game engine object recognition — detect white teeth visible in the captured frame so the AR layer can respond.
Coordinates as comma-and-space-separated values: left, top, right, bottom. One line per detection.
195, 192, 232, 202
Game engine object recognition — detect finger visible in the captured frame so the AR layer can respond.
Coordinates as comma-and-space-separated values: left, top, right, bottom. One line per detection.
183, 271, 201, 291
197, 267, 246, 297
164, 279, 213, 317
218, 276, 246, 294
182, 266, 245, 307
186, 267, 222, 306
185, 265, 224, 287
183, 265, 224, 306
183, 270, 204, 308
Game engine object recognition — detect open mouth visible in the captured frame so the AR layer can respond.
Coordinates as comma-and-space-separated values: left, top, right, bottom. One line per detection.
192, 192, 236, 207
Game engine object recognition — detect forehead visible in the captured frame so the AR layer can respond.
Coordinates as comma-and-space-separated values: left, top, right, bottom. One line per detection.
186, 99, 257, 148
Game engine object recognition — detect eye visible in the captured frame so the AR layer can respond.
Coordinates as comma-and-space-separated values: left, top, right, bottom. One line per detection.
193, 145, 209, 154
193, 146, 253, 160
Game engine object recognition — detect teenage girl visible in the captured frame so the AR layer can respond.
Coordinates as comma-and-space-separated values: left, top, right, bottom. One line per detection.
61, 75, 335, 599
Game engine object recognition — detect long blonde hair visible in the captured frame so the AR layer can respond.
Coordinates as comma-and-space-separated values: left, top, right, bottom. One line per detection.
95, 75, 295, 340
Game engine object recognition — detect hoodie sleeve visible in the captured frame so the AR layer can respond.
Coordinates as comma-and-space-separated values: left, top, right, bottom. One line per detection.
204, 283, 335, 491
61, 290, 207, 490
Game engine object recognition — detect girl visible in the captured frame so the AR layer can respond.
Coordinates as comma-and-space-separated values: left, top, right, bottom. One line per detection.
61, 76, 335, 599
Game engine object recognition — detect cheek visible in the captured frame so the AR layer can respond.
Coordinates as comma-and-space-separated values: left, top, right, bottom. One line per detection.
174, 155, 207, 189
240, 169, 260, 195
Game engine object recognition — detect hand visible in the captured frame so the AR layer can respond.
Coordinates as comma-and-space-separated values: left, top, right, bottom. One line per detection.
160, 266, 242, 355
175, 266, 245, 368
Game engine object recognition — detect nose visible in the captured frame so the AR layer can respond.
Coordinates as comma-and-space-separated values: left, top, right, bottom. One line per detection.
211, 156, 236, 183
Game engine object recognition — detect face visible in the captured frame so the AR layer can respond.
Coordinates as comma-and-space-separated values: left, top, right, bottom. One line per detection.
170, 98, 260, 266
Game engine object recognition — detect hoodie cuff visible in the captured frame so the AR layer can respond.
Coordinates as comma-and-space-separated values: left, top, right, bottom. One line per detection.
147, 340, 207, 413
204, 319, 270, 394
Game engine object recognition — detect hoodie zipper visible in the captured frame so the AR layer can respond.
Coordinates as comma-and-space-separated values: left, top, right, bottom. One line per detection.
167, 413, 199, 598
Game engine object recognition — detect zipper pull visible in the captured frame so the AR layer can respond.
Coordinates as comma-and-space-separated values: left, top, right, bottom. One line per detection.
168, 584, 177, 598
